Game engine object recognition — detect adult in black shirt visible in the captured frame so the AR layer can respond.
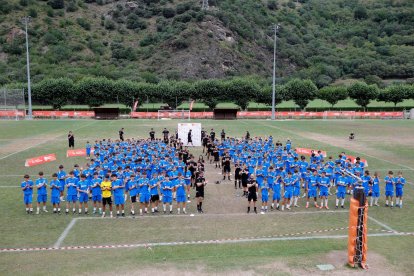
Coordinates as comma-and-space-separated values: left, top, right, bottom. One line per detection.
187, 129, 193, 146
149, 128, 155, 141
241, 165, 249, 197
119, 128, 125, 141
210, 128, 215, 141
222, 155, 231, 181
245, 131, 250, 140
195, 172, 207, 213
247, 177, 258, 214
162, 128, 169, 143
213, 147, 220, 168
202, 136, 209, 153
220, 129, 226, 141
201, 128, 206, 141
68, 131, 75, 148
234, 162, 242, 189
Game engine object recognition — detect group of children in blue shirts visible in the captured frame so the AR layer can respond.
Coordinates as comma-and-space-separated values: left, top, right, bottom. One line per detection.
212, 137, 406, 213
21, 138, 206, 216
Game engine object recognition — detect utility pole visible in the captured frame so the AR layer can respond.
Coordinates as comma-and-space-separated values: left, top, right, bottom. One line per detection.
202, 0, 209, 11
271, 24, 280, 120
22, 16, 32, 120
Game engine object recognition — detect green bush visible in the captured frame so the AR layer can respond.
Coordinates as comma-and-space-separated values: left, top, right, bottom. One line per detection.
48, 0, 65, 9
162, 7, 176, 18
76, 18, 91, 30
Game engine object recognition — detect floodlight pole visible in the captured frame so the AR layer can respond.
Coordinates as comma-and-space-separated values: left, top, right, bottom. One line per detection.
271, 24, 279, 120
22, 16, 32, 120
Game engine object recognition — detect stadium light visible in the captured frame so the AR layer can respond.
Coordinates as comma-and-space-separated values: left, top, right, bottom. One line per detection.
271, 24, 280, 120
22, 16, 32, 120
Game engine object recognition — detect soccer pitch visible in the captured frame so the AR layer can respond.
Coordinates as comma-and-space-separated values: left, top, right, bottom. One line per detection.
0, 119, 413, 275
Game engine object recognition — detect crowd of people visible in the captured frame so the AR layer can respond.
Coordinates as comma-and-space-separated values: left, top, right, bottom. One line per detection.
22, 128, 407, 216
199, 132, 406, 214
21, 134, 207, 217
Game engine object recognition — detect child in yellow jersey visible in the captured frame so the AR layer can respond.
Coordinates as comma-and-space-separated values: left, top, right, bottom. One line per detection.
101, 175, 113, 218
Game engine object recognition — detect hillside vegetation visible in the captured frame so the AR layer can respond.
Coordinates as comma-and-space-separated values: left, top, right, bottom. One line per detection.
0, 0, 413, 86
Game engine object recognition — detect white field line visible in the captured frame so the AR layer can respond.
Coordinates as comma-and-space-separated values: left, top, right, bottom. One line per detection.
368, 216, 397, 233
2, 232, 410, 253
0, 122, 96, 161
53, 218, 78, 248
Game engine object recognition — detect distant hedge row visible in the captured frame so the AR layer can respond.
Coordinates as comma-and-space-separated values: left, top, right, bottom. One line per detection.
5, 77, 414, 110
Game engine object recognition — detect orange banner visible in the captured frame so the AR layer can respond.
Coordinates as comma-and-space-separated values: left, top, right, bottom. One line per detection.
25, 154, 56, 167
295, 147, 327, 157
0, 110, 25, 117
348, 197, 368, 268
66, 149, 94, 157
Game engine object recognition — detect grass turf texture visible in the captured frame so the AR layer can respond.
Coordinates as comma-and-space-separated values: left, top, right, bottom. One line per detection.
0, 119, 413, 275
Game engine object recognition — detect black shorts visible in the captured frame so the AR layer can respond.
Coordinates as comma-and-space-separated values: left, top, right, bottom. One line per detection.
196, 191, 204, 198
214, 157, 219, 162
69, 141, 74, 147
235, 174, 241, 180
151, 195, 160, 203
223, 166, 230, 173
102, 197, 112, 205
242, 181, 248, 188
248, 192, 257, 202
131, 195, 137, 203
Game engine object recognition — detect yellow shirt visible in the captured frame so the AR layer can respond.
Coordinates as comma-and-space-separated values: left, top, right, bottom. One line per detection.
101, 181, 112, 198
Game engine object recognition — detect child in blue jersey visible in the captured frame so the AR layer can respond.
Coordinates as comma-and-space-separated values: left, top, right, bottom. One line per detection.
112, 174, 125, 217
175, 174, 187, 214
370, 172, 380, 207
35, 171, 48, 214
21, 174, 34, 214
281, 172, 294, 211
65, 171, 78, 214
292, 169, 301, 207
138, 176, 150, 216
361, 171, 372, 197
335, 172, 348, 209
184, 169, 192, 202
57, 165, 66, 202
271, 172, 282, 210
161, 175, 174, 214
255, 165, 265, 187
260, 179, 270, 213
86, 141, 91, 159
50, 173, 61, 214
319, 171, 331, 209
127, 175, 138, 216
90, 172, 102, 214
395, 171, 405, 208
384, 171, 395, 208
77, 174, 90, 214
149, 174, 160, 214
306, 170, 319, 209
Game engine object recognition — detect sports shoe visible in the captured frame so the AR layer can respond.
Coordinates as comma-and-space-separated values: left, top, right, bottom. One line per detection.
385, 204, 389, 207
319, 206, 323, 209
325, 206, 329, 210
341, 206, 344, 209
116, 214, 120, 218
121, 213, 125, 217
270, 206, 274, 210
335, 206, 338, 209
110, 213, 113, 218
183, 210, 187, 214
26, 210, 29, 214
43, 209, 48, 213
294, 205, 299, 208
374, 203, 379, 206
254, 210, 257, 214
101, 213, 106, 218
36, 211, 40, 215
169, 211, 173, 214
58, 211, 61, 215
85, 211, 88, 215
286, 206, 291, 210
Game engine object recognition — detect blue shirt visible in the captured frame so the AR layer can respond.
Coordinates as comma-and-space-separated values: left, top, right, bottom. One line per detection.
138, 178, 150, 195
50, 179, 61, 197
384, 176, 394, 192
149, 179, 159, 195
176, 179, 186, 196
112, 179, 124, 196
161, 180, 174, 197
91, 178, 102, 196
77, 180, 90, 194
319, 176, 330, 192
36, 178, 48, 195
336, 176, 348, 192
395, 177, 405, 190
21, 180, 34, 196
126, 179, 139, 197
66, 177, 78, 196
308, 175, 319, 190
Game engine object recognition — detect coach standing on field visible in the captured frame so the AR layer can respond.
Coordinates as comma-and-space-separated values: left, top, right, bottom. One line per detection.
119, 128, 125, 141
68, 131, 75, 149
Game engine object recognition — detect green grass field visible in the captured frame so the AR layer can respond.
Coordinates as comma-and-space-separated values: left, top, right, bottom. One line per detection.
0, 119, 413, 275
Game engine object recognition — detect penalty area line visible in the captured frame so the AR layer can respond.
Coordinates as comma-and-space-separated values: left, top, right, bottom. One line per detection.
53, 218, 78, 248
368, 216, 397, 233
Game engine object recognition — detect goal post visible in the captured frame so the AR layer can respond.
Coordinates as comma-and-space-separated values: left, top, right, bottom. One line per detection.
0, 88, 26, 120
157, 109, 190, 120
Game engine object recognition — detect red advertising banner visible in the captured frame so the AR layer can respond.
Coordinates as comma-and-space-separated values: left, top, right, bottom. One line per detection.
0, 110, 25, 117
25, 154, 56, 167
66, 149, 94, 157
295, 148, 327, 157
33, 111, 95, 117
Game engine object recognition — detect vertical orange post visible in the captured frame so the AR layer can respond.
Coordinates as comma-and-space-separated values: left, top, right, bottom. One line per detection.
348, 187, 368, 268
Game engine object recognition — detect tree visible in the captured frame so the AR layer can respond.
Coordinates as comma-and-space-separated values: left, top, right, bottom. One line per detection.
317, 86, 348, 107
162, 7, 176, 18
75, 77, 115, 107
347, 82, 379, 110
256, 85, 284, 106
32, 78, 74, 109
283, 79, 318, 110
194, 80, 224, 110
377, 85, 412, 106
354, 6, 368, 20
224, 78, 260, 110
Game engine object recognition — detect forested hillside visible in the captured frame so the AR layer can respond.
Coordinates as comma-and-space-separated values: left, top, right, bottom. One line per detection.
0, 0, 413, 86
